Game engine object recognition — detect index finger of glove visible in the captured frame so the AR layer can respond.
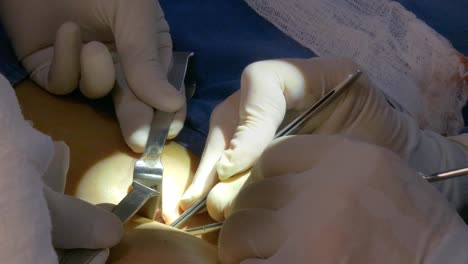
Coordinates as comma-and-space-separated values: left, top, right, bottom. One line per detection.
179, 92, 241, 211
44, 186, 123, 249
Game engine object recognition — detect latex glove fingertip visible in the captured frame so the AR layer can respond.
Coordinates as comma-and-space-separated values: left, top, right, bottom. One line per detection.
45, 187, 124, 249
207, 171, 251, 222
88, 207, 124, 248
167, 104, 186, 139
216, 150, 249, 181
125, 127, 151, 153
179, 187, 203, 211
79, 41, 115, 99
162, 210, 180, 226
206, 190, 226, 222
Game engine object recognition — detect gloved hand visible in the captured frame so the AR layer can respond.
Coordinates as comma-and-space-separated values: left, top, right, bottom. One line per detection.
47, 186, 123, 264
45, 143, 123, 264
0, 0, 185, 152
0, 74, 122, 264
180, 57, 468, 221
219, 135, 468, 264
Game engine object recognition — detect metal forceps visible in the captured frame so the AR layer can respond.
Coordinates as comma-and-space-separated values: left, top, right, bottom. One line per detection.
171, 69, 364, 233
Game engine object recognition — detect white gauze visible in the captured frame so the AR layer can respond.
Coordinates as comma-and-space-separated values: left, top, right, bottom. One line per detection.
245, 0, 468, 135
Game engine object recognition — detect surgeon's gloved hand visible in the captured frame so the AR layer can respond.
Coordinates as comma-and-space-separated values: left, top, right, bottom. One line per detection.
0, 74, 122, 264
181, 57, 468, 220
219, 135, 468, 264
47, 185, 123, 263
0, 0, 185, 152
43, 143, 123, 263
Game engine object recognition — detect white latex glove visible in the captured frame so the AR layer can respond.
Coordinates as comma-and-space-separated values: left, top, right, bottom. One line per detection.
45, 144, 123, 263
180, 57, 468, 221
47, 184, 123, 263
0, 74, 123, 264
219, 135, 468, 264
0, 0, 186, 152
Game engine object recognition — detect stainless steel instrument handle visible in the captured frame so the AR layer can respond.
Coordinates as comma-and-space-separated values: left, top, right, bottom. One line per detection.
59, 51, 194, 264
112, 182, 159, 223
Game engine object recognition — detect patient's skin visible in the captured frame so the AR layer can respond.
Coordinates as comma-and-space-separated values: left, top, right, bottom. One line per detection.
15, 80, 218, 263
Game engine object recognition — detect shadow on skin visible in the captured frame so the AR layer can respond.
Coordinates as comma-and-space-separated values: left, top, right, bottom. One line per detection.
15, 80, 219, 262
15, 80, 139, 195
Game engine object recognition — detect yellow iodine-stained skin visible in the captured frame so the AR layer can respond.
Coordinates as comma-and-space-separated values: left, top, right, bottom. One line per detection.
15, 80, 220, 263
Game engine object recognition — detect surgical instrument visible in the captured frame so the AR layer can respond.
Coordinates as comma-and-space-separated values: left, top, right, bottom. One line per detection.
182, 165, 468, 237
171, 69, 363, 231
422, 168, 468, 182
57, 51, 194, 263
113, 51, 194, 223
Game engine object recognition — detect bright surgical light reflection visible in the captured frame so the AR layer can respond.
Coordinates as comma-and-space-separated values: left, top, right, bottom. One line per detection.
74, 142, 197, 223
75, 151, 135, 206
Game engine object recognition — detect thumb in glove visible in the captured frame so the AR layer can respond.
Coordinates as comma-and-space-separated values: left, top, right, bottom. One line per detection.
44, 185, 123, 250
